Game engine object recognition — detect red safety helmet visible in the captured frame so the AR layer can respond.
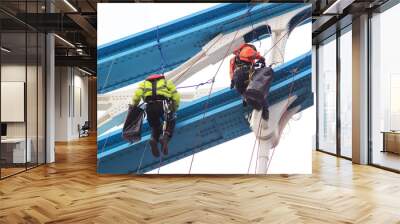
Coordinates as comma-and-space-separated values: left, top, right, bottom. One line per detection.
229, 44, 263, 80
234, 43, 261, 63
146, 74, 165, 81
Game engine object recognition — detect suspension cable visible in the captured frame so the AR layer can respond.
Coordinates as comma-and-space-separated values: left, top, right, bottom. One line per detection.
156, 25, 167, 74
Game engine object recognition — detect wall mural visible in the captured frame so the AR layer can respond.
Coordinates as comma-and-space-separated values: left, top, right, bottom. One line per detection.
97, 3, 313, 174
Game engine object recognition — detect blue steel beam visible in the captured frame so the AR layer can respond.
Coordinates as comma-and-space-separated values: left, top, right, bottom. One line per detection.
97, 52, 312, 174
98, 91, 312, 174
97, 3, 308, 93
98, 52, 311, 151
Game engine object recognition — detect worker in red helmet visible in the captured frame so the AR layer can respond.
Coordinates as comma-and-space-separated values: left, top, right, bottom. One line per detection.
229, 43, 269, 120
132, 74, 180, 158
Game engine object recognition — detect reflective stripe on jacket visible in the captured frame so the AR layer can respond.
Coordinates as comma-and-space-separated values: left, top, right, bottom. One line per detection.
132, 78, 180, 109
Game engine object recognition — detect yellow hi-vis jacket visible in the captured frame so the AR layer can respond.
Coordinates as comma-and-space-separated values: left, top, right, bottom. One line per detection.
132, 77, 180, 110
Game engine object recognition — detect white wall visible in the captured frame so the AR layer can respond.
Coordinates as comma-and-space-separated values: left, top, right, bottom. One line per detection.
55, 67, 89, 141
1, 63, 46, 163
1, 65, 31, 138
55, 67, 68, 141
71, 73, 89, 138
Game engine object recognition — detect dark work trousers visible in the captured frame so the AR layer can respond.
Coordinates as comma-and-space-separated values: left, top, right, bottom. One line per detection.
145, 100, 176, 141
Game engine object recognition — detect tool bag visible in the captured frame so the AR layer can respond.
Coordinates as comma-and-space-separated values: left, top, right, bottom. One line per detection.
244, 66, 274, 110
122, 104, 145, 142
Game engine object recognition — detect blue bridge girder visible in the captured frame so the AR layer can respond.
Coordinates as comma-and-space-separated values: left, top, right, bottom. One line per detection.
97, 3, 309, 93
97, 52, 312, 174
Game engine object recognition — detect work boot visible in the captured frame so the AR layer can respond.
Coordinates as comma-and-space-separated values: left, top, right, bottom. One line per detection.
261, 106, 269, 120
149, 128, 161, 158
160, 135, 170, 156
149, 138, 160, 158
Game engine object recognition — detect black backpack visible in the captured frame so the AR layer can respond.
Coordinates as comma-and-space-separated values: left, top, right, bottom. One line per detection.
244, 66, 274, 110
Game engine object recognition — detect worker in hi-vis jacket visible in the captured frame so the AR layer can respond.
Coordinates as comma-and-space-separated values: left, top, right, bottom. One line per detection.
132, 74, 180, 158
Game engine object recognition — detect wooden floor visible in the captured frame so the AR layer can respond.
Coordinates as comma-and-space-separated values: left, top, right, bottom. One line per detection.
373, 150, 400, 171
1, 167, 26, 178
1, 135, 400, 224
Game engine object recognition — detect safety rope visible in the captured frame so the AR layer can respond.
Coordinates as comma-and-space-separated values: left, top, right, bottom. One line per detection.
136, 141, 147, 174
100, 4, 258, 174
97, 59, 116, 168
264, 10, 310, 174
248, 9, 310, 174
176, 78, 214, 90
101, 3, 309, 175
173, 3, 258, 84
245, 5, 275, 174
156, 25, 167, 74
247, 2, 263, 49
101, 59, 116, 91
188, 28, 241, 174
249, 67, 295, 174
187, 4, 257, 174
248, 3, 256, 43
131, 25, 167, 174
264, 62, 299, 174
157, 153, 162, 174
173, 35, 223, 85
255, 129, 263, 174
247, 111, 263, 174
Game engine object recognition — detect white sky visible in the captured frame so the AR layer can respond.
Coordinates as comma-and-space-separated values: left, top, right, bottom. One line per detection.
98, 3, 314, 174
98, 3, 219, 46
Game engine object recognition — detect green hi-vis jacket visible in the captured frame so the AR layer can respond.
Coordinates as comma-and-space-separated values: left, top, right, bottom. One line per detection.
132, 78, 180, 109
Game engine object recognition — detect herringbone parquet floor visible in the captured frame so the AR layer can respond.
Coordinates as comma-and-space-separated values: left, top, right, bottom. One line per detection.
1, 135, 400, 224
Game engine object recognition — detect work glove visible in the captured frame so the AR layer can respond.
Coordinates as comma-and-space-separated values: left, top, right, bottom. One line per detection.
258, 57, 266, 68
